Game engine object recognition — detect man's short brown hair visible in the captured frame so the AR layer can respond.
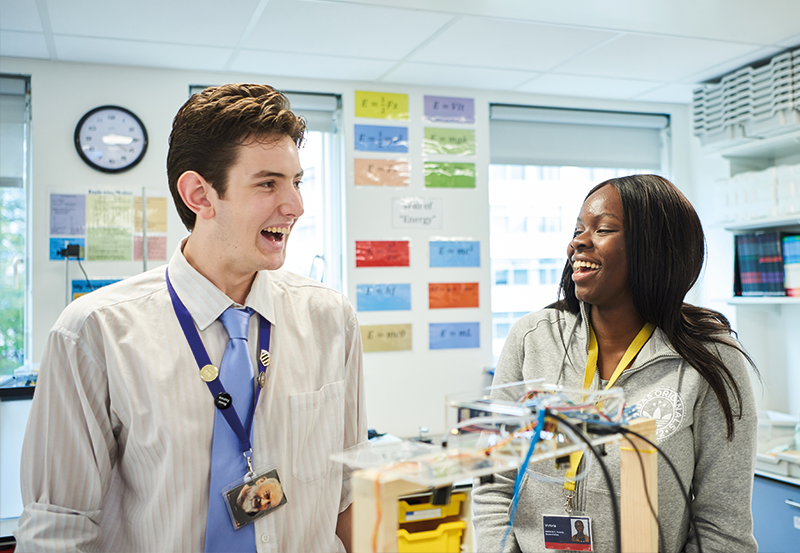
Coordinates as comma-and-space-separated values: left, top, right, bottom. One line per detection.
167, 83, 306, 230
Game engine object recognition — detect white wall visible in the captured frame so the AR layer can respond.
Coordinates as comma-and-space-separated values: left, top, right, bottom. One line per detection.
0, 56, 697, 438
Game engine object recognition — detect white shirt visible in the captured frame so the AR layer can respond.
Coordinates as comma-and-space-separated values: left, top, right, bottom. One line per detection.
15, 245, 367, 552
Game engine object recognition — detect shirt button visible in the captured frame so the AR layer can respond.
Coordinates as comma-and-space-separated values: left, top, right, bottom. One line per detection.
261, 534, 270, 543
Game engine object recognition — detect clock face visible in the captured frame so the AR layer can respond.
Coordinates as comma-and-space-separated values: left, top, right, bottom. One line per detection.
74, 106, 148, 173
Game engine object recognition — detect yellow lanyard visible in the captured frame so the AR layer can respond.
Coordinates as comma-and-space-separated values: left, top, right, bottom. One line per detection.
563, 321, 655, 492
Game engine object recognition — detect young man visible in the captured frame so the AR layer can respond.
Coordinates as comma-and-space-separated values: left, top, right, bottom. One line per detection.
15, 84, 367, 552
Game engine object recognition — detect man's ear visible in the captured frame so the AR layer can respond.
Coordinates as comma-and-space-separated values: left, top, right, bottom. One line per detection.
177, 171, 216, 221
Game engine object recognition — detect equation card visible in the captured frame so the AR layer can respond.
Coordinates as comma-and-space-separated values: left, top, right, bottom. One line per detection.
429, 322, 480, 350
354, 124, 409, 153
355, 91, 409, 120
355, 240, 410, 267
424, 95, 475, 124
423, 128, 476, 156
424, 162, 476, 188
361, 324, 412, 352
429, 282, 479, 309
430, 240, 480, 267
356, 284, 411, 311
354, 158, 409, 187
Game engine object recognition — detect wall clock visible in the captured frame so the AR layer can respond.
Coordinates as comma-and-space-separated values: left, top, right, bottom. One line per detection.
74, 105, 148, 173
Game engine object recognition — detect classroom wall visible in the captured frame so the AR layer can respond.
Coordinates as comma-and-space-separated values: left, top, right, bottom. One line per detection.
0, 56, 697, 438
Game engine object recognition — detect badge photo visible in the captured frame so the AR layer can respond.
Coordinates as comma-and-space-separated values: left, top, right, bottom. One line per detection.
224, 468, 288, 529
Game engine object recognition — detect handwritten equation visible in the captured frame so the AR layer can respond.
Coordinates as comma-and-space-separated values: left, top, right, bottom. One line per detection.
355, 240, 410, 267
356, 283, 411, 311
429, 282, 479, 309
361, 323, 413, 352
355, 90, 409, 120
429, 240, 480, 267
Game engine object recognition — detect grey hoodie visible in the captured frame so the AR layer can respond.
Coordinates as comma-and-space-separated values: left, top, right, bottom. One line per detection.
472, 303, 758, 553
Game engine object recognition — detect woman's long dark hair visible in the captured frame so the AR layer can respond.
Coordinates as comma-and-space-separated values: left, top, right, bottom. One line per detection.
556, 174, 755, 439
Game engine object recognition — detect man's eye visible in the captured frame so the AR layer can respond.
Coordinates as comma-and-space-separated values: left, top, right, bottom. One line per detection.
294, 180, 303, 189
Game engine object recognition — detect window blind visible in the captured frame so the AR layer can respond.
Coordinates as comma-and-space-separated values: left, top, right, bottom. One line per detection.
490, 104, 669, 170
0, 76, 28, 188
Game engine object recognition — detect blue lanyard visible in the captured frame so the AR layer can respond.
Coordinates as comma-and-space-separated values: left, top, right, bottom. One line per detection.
165, 268, 270, 456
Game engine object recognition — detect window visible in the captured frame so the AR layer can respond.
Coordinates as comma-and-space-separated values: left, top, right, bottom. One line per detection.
0, 76, 30, 378
489, 104, 669, 362
189, 87, 344, 291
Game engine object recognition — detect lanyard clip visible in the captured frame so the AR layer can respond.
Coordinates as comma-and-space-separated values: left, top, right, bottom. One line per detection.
563, 489, 575, 514
243, 449, 254, 480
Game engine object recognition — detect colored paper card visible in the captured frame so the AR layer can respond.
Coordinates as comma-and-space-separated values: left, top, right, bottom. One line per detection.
354, 158, 409, 187
71, 279, 121, 301
424, 95, 475, 124
361, 324, 412, 352
49, 237, 86, 261
86, 191, 134, 228
429, 240, 480, 267
355, 91, 409, 120
134, 235, 168, 261
392, 197, 442, 229
354, 124, 409, 153
87, 227, 132, 261
429, 322, 480, 350
424, 162, 476, 188
356, 284, 411, 311
50, 194, 86, 235
134, 196, 168, 233
429, 282, 479, 309
355, 240, 410, 267
423, 128, 475, 156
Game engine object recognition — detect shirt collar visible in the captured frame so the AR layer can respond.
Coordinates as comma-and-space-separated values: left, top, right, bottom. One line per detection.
167, 241, 275, 330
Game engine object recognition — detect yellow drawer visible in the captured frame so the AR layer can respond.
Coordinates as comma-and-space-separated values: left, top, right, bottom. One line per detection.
398, 492, 465, 523
397, 520, 466, 553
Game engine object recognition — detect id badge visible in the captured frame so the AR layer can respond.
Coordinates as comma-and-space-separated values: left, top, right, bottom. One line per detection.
542, 514, 592, 551
222, 467, 288, 530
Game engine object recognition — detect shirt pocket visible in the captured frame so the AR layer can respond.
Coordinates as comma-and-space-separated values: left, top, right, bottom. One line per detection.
289, 380, 345, 482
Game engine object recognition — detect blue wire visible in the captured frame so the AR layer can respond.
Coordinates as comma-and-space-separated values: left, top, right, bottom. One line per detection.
498, 408, 546, 553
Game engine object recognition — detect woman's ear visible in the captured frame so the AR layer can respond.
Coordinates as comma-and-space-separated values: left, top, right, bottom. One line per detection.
177, 171, 216, 221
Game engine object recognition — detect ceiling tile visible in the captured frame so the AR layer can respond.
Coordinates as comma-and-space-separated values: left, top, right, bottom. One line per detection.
0, 1, 43, 32
383, 62, 538, 90
46, 0, 261, 47
409, 16, 618, 71
556, 33, 763, 82
231, 49, 396, 81
679, 45, 783, 83
0, 31, 49, 59
245, 0, 454, 60
632, 83, 698, 104
515, 73, 660, 100
54, 36, 233, 72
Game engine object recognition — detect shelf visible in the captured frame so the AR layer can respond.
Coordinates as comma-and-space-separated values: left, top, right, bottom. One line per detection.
727, 297, 800, 305
724, 216, 800, 231
705, 128, 800, 160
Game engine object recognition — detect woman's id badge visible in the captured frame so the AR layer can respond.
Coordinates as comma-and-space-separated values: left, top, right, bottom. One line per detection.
542, 514, 592, 551
222, 467, 288, 530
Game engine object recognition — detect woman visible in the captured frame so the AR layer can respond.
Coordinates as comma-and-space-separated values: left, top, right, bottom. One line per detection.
472, 175, 758, 552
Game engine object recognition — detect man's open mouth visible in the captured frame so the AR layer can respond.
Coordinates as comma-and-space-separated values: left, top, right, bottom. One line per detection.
262, 226, 289, 242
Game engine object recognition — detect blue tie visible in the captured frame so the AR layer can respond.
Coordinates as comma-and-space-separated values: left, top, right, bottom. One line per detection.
205, 307, 256, 552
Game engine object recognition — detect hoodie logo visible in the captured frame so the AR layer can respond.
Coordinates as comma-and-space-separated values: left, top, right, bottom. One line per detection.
637, 388, 685, 441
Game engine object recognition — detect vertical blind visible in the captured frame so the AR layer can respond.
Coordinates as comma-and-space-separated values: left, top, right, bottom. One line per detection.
0, 76, 29, 188
188, 85, 340, 133
489, 104, 669, 170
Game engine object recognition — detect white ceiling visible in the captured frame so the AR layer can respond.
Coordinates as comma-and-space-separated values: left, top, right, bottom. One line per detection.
2, 0, 800, 104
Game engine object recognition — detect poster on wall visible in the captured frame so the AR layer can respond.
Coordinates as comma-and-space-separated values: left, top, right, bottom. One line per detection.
429, 322, 480, 349
392, 197, 442, 229
354, 158, 410, 187
429, 239, 480, 267
355, 240, 410, 267
424, 95, 475, 124
71, 279, 121, 301
361, 323, 413, 352
49, 189, 169, 262
355, 90, 409, 120
429, 282, 479, 309
356, 284, 412, 311
423, 128, 475, 156
424, 162, 476, 189
354, 124, 409, 153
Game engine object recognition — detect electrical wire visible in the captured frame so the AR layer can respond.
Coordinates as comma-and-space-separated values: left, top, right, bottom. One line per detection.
621, 426, 704, 553
76, 256, 94, 292
620, 433, 663, 552
547, 411, 621, 553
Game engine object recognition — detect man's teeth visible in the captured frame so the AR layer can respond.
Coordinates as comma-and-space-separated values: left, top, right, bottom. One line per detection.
573, 260, 600, 270
263, 227, 290, 234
